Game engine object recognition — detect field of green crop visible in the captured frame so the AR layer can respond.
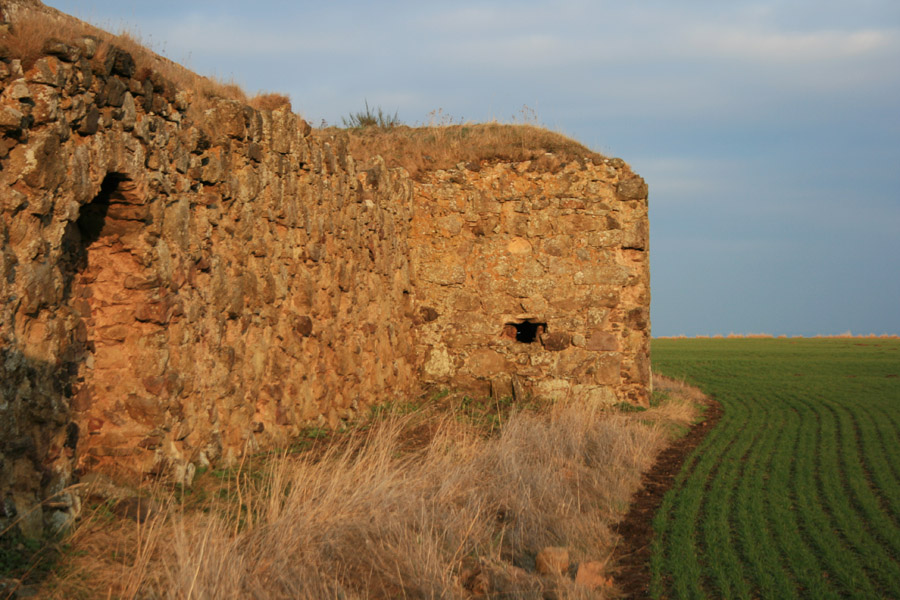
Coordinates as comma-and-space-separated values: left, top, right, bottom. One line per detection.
649, 338, 900, 599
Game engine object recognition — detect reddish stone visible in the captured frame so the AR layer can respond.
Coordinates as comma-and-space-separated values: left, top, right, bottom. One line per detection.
419, 306, 439, 322
586, 331, 618, 351
294, 315, 313, 337
142, 376, 165, 395
540, 332, 571, 352
135, 302, 168, 324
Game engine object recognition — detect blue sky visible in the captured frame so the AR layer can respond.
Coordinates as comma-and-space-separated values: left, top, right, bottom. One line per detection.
47, 0, 900, 336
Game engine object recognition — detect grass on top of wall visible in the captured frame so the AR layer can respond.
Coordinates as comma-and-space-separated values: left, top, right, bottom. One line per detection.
5, 7, 602, 172
1, 5, 290, 114
316, 121, 607, 180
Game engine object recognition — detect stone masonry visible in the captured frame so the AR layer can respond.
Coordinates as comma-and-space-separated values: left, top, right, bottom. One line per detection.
0, 1, 649, 537
411, 159, 649, 406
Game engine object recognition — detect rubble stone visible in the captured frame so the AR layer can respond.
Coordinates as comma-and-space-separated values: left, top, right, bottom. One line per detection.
0, 0, 650, 539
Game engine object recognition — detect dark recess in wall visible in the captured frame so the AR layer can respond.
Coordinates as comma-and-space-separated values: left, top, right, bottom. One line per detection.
506, 320, 548, 344
77, 173, 124, 246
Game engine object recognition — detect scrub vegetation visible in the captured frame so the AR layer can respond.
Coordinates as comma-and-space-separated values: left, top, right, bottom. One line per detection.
650, 337, 900, 599
1, 5, 288, 113
318, 118, 606, 180
5, 5, 602, 181
19, 385, 697, 599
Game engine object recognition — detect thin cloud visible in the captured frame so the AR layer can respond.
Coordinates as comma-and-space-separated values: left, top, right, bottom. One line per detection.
431, 33, 567, 70
696, 27, 898, 62
639, 157, 742, 202
156, 14, 349, 56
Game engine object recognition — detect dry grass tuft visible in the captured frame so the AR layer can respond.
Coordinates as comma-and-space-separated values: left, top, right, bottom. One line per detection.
1, 5, 249, 112
651, 374, 708, 412
35, 381, 700, 599
341, 100, 400, 129
249, 92, 292, 112
314, 122, 606, 179
1, 10, 92, 69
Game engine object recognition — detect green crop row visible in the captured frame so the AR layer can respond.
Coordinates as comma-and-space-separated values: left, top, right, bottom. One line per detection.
649, 338, 900, 599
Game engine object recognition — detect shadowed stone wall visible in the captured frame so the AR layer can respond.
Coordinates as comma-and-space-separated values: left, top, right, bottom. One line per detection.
0, 31, 418, 535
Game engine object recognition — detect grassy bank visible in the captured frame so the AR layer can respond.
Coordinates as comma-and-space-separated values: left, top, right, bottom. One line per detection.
17, 383, 697, 599
650, 338, 900, 599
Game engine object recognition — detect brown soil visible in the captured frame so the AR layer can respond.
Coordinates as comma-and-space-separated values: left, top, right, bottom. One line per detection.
611, 396, 724, 599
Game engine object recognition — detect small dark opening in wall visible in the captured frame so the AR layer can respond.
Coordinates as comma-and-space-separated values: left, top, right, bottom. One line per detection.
504, 320, 547, 344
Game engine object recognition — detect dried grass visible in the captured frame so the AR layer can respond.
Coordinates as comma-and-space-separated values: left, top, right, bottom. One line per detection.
1, 6, 248, 112
3, 5, 604, 173
1, 13, 79, 69
314, 122, 606, 179
651, 374, 708, 411
37, 380, 699, 599
249, 92, 292, 112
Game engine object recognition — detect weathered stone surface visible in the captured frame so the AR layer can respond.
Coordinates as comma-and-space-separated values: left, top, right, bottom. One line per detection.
0, 1, 650, 540
26, 56, 68, 87
294, 315, 313, 337
0, 105, 24, 132
586, 330, 618, 351
103, 77, 128, 107
77, 105, 99, 135
42, 38, 81, 63
120, 92, 136, 131
103, 46, 135, 78
0, 31, 423, 535
411, 158, 649, 406
467, 348, 512, 378
419, 306, 439, 322
541, 332, 571, 352
616, 174, 648, 200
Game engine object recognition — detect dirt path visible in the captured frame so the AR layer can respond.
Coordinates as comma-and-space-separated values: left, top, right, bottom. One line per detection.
612, 396, 724, 599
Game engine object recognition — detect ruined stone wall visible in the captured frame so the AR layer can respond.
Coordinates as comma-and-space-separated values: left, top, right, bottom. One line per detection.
0, 35, 418, 535
410, 158, 650, 406
0, 8, 649, 537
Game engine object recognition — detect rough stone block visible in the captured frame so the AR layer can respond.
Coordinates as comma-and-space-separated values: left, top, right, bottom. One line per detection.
42, 38, 81, 63
466, 348, 512, 378
540, 331, 570, 351
103, 46, 136, 78
125, 395, 163, 426
616, 175, 648, 200
586, 330, 618, 351
26, 56, 68, 87
0, 105, 24, 134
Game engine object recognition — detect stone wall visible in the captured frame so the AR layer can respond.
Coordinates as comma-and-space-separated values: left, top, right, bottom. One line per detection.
410, 159, 650, 406
0, 6, 649, 537
0, 32, 420, 535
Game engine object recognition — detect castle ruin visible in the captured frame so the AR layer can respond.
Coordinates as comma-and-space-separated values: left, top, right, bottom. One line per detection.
0, 1, 649, 536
